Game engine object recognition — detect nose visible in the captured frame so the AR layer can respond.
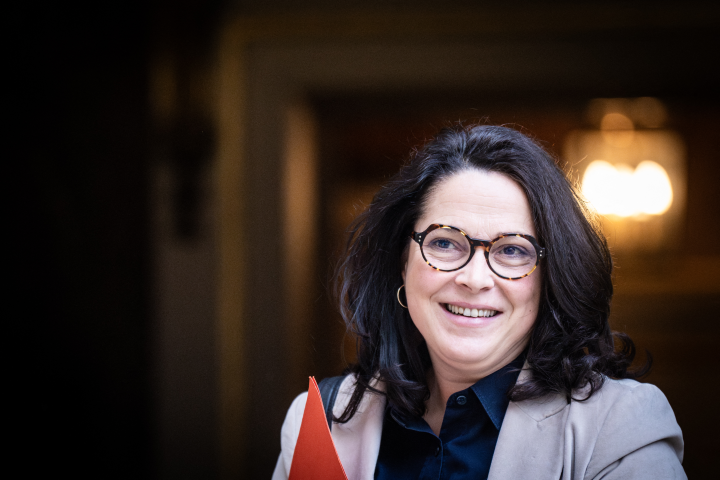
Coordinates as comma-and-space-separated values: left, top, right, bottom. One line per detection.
454, 249, 495, 292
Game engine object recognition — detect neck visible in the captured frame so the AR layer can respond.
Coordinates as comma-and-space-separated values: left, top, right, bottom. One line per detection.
426, 369, 470, 410
422, 364, 483, 435
423, 352, 521, 435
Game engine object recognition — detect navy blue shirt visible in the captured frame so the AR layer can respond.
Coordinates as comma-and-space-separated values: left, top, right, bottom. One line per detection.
374, 355, 524, 480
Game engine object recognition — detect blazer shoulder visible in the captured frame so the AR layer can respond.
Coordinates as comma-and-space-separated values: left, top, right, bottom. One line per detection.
491, 378, 685, 480
274, 391, 309, 479
579, 379, 685, 479
575, 379, 678, 435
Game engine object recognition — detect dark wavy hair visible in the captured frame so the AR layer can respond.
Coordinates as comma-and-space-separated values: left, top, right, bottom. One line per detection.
333, 124, 648, 423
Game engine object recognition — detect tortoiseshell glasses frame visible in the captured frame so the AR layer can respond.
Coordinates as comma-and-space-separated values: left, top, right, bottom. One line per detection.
410, 223, 546, 280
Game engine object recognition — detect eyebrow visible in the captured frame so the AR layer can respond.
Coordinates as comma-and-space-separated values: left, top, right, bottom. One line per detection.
454, 228, 534, 240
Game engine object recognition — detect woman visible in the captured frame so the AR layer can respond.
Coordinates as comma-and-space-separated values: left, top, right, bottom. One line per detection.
273, 125, 685, 479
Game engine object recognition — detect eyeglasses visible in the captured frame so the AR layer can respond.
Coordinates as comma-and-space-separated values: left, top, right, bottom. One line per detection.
411, 224, 546, 280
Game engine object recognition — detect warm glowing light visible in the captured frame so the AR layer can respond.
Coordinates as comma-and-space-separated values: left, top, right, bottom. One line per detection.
600, 112, 635, 148
582, 160, 673, 217
633, 161, 673, 215
566, 97, 684, 253
600, 112, 634, 131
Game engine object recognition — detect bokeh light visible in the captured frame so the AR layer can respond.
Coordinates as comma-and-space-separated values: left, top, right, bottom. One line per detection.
582, 159, 673, 217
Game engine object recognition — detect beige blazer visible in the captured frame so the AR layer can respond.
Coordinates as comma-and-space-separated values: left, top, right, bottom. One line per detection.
272, 371, 685, 480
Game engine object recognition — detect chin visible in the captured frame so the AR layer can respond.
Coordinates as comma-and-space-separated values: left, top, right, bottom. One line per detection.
436, 339, 495, 365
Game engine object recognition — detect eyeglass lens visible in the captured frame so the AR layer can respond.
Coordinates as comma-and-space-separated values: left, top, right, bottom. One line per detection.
421, 227, 538, 276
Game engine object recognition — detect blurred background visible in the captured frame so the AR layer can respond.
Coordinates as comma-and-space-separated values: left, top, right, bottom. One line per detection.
23, 0, 719, 478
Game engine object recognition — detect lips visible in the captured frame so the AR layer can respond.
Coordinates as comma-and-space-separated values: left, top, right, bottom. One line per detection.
445, 303, 498, 318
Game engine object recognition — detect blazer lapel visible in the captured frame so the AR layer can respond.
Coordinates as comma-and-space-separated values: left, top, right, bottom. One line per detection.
488, 370, 569, 480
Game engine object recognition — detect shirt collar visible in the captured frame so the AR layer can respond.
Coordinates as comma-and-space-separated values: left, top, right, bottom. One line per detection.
389, 352, 525, 431
469, 352, 525, 430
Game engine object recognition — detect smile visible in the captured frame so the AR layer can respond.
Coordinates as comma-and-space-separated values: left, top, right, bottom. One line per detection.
445, 303, 498, 318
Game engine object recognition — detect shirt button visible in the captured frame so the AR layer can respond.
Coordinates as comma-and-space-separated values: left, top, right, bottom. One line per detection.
434, 446, 441, 457
456, 395, 467, 405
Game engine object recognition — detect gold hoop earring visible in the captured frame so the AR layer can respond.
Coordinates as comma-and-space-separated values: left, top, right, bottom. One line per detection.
397, 285, 408, 309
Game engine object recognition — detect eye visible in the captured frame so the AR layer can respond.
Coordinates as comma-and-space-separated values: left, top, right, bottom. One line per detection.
430, 238, 457, 250
499, 245, 528, 256
421, 228, 470, 263
490, 238, 537, 269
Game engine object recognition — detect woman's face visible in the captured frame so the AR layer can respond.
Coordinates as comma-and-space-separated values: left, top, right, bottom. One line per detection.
403, 169, 541, 380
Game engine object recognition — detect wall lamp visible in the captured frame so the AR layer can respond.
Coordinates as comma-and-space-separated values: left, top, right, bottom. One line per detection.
564, 98, 686, 254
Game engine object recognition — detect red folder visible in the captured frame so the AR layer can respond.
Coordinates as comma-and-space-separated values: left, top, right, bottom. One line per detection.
288, 377, 348, 480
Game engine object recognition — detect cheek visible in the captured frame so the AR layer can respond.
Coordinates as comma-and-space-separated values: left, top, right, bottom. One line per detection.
404, 259, 441, 324
511, 275, 542, 319
405, 265, 429, 307
404, 247, 427, 287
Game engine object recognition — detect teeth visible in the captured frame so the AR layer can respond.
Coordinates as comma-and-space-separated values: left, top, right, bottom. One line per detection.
446, 304, 497, 317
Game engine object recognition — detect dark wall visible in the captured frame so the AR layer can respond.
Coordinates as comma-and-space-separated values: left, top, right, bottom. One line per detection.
22, 2, 153, 476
